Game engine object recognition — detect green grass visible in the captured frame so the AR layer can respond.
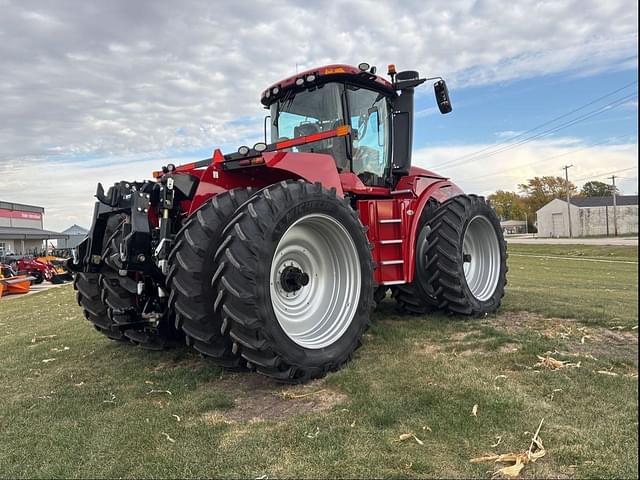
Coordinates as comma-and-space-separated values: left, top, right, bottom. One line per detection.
0, 244, 637, 478
503, 244, 638, 326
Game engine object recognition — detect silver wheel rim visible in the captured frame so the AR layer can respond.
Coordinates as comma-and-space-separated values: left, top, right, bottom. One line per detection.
462, 215, 501, 301
269, 213, 361, 349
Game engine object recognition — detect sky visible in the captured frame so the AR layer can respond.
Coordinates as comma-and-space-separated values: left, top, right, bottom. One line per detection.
0, 0, 637, 231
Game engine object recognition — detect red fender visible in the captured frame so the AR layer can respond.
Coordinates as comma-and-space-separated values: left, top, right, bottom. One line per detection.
404, 177, 464, 283
189, 150, 344, 214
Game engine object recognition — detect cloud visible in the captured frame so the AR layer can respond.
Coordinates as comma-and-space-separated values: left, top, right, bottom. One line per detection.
413, 138, 638, 197
1, 136, 635, 232
495, 130, 526, 139
0, 0, 637, 163
0, 154, 194, 231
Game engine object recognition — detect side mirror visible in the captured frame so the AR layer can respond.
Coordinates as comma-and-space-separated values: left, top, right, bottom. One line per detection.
434, 80, 452, 114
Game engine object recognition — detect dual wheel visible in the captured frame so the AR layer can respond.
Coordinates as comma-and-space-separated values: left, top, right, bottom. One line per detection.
168, 181, 375, 381
74, 214, 176, 349
393, 194, 507, 316
169, 183, 506, 382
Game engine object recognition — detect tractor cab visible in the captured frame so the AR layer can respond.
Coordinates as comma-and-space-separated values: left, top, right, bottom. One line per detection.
262, 63, 452, 187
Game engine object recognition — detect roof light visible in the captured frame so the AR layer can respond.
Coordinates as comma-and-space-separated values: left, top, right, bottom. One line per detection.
295, 77, 304, 86
272, 86, 279, 95
387, 64, 396, 75
358, 62, 370, 72
238, 146, 250, 155
253, 142, 267, 152
305, 74, 316, 82
265, 90, 271, 98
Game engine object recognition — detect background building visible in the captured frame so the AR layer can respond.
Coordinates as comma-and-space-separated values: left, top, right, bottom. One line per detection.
500, 220, 528, 235
536, 195, 638, 237
0, 200, 68, 256
57, 224, 89, 249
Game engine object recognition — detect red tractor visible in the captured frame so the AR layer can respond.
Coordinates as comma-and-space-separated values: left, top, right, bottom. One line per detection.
69, 63, 507, 381
15, 257, 64, 284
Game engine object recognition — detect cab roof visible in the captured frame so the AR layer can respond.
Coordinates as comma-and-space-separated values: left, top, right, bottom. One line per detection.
261, 64, 396, 106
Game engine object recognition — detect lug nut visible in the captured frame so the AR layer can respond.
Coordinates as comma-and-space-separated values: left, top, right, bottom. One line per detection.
137, 254, 146, 262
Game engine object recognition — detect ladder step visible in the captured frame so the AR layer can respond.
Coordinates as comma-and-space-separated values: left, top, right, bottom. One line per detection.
379, 239, 403, 245
382, 280, 405, 286
379, 218, 402, 224
380, 259, 404, 265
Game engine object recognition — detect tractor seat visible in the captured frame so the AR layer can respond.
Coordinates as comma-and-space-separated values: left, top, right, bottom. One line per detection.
293, 123, 321, 152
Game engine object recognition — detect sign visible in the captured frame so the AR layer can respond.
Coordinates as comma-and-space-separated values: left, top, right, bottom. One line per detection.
0, 208, 43, 220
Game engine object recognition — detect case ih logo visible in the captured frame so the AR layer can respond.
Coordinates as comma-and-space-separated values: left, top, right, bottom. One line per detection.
0, 208, 42, 220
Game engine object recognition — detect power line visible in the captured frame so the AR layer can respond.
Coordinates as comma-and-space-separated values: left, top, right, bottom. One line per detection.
430, 80, 638, 169
459, 164, 639, 190
572, 165, 638, 182
432, 92, 637, 170
456, 137, 615, 183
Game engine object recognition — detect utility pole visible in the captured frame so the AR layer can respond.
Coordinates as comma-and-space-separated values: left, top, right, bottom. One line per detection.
563, 165, 574, 238
609, 175, 618, 237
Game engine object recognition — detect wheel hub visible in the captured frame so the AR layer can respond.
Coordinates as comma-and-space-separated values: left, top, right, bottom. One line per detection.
462, 215, 501, 301
269, 213, 361, 349
280, 265, 310, 292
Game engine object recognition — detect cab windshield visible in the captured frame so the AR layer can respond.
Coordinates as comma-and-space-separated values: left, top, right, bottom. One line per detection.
270, 82, 391, 184
270, 83, 349, 171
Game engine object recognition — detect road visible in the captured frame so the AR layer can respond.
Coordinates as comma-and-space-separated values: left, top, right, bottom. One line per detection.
506, 235, 638, 246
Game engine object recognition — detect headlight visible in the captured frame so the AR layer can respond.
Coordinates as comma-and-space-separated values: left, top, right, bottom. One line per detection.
253, 142, 267, 152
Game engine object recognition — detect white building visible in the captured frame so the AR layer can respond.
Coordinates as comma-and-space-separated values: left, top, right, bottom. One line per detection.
536, 195, 638, 237
58, 224, 89, 250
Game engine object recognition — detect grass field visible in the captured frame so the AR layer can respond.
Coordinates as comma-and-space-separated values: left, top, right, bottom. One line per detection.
0, 244, 637, 478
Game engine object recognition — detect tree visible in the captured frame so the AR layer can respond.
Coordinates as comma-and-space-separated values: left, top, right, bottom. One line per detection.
487, 190, 526, 221
581, 180, 617, 197
518, 176, 577, 215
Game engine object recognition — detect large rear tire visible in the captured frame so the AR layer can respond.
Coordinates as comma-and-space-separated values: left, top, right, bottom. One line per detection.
425, 195, 507, 316
393, 200, 439, 314
167, 188, 254, 368
74, 214, 127, 342
213, 180, 375, 382
100, 219, 177, 350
